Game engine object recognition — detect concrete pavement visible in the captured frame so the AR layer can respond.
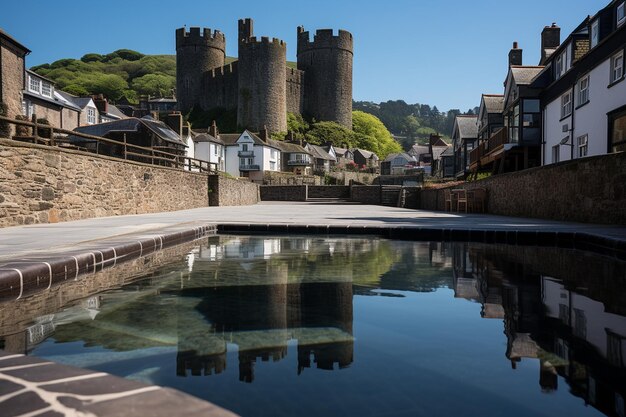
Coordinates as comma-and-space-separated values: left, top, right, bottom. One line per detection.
1, 202, 625, 262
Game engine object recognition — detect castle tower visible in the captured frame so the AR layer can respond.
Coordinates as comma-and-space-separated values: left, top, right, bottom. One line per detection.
176, 27, 226, 113
237, 20, 287, 133
297, 27, 353, 129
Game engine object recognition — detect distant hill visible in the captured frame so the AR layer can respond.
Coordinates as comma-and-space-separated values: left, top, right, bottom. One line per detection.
353, 100, 478, 150
31, 49, 296, 105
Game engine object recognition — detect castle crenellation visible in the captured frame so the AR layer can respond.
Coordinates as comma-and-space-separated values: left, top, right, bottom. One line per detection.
176, 18, 353, 133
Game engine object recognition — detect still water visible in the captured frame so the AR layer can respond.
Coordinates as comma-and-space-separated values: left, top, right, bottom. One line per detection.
2, 235, 626, 417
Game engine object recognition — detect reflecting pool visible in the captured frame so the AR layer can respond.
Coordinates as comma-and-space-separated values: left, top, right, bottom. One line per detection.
1, 235, 625, 417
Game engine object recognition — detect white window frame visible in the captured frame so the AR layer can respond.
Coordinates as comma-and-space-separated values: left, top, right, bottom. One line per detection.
29, 75, 40, 94
577, 75, 590, 106
561, 91, 573, 119
577, 134, 588, 158
552, 145, 560, 164
591, 20, 599, 48
87, 107, 96, 125
269, 160, 276, 170
610, 50, 624, 84
41, 82, 52, 98
618, 2, 625, 27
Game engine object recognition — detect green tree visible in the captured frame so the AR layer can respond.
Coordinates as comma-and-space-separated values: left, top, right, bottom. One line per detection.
131, 74, 175, 97
352, 110, 401, 158
305, 121, 355, 146
85, 74, 129, 102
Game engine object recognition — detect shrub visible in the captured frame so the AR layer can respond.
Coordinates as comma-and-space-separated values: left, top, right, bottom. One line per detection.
0, 102, 10, 138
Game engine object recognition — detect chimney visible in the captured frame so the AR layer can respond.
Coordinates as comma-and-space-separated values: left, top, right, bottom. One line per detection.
259, 125, 269, 142
208, 120, 218, 138
540, 23, 561, 65
509, 42, 523, 67
164, 111, 183, 138
92, 94, 108, 114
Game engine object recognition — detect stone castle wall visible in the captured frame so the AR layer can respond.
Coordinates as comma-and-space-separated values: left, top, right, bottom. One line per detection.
202, 62, 239, 111
0, 139, 209, 227
297, 29, 353, 128
237, 37, 287, 132
419, 152, 626, 225
286, 68, 304, 114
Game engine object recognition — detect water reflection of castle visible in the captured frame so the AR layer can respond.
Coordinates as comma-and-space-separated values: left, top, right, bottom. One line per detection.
451, 243, 626, 417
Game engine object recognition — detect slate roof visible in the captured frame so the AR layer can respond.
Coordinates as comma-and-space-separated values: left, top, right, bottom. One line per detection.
334, 147, 351, 157
408, 144, 430, 156
482, 95, 504, 114
352, 148, 379, 161
193, 132, 223, 144
306, 143, 335, 161
455, 115, 479, 139
440, 146, 455, 157
74, 116, 186, 146
510, 66, 544, 86
105, 104, 127, 119
271, 140, 310, 154
384, 152, 415, 163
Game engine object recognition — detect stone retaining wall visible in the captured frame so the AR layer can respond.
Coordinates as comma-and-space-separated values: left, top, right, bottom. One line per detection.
0, 139, 209, 227
208, 175, 259, 206
419, 152, 626, 225
308, 186, 350, 199
263, 171, 321, 185
350, 185, 381, 205
260, 185, 307, 201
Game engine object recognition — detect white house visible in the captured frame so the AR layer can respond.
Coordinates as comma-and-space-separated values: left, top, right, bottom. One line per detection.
193, 122, 225, 171
541, 0, 626, 165
221, 130, 281, 182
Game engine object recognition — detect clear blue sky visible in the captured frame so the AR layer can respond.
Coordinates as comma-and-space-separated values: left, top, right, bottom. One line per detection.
1, 0, 608, 112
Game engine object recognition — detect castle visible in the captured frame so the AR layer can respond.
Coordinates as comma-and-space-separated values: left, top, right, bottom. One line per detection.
175, 18, 353, 133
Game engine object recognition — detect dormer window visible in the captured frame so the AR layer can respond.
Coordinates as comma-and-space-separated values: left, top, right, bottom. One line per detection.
41, 82, 52, 98
29, 76, 40, 93
590, 20, 599, 48
555, 47, 569, 79
87, 107, 96, 125
617, 2, 625, 27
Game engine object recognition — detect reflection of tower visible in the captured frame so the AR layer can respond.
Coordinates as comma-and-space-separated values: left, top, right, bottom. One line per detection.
297, 282, 354, 373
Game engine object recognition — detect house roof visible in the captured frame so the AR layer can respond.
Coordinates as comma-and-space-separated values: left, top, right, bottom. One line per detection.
408, 144, 430, 156
440, 146, 454, 157
105, 104, 127, 119
510, 66, 544, 86
482, 94, 504, 114
306, 143, 335, 160
430, 135, 448, 147
352, 148, 379, 160
193, 132, 223, 144
219, 134, 241, 145
334, 147, 351, 157
74, 116, 186, 146
271, 140, 309, 154
26, 69, 56, 84
454, 115, 479, 139
148, 97, 177, 103
384, 152, 415, 162
0, 28, 30, 53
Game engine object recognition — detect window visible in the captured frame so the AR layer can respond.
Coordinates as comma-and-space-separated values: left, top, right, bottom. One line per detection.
561, 91, 573, 119
242, 144, 248, 151
577, 134, 588, 158
269, 161, 276, 170
609, 107, 626, 152
22, 99, 33, 118
610, 51, 624, 84
41, 82, 52, 98
87, 107, 96, 124
577, 76, 590, 106
618, 2, 625, 27
573, 308, 586, 339
555, 47, 568, 79
552, 145, 560, 163
591, 20, 599, 48
29, 76, 40, 93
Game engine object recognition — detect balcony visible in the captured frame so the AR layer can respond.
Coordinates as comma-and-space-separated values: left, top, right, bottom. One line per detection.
469, 128, 509, 168
239, 164, 260, 171
238, 150, 254, 157
287, 159, 311, 166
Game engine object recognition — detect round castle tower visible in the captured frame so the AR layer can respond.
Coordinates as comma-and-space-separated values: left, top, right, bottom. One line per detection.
237, 19, 287, 133
297, 27, 353, 129
176, 27, 226, 114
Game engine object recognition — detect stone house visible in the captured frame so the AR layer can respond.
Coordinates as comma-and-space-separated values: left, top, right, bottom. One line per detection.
0, 29, 29, 123
305, 143, 335, 173
23, 71, 82, 130
274, 140, 312, 175
352, 148, 379, 170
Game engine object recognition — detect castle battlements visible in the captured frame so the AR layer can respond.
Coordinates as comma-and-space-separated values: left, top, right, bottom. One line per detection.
297, 27, 353, 54
176, 27, 225, 49
242, 36, 286, 48
208, 62, 238, 79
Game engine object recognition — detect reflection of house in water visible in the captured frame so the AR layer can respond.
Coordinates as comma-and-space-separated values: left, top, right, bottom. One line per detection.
458, 243, 626, 417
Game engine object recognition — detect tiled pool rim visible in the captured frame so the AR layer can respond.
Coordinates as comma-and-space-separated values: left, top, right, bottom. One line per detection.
0, 222, 624, 302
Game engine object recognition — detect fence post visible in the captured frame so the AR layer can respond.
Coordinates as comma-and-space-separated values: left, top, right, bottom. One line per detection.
31, 114, 39, 143
123, 133, 127, 159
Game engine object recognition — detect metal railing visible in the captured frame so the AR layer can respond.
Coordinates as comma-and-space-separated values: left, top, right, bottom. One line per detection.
287, 159, 311, 166
237, 150, 254, 157
0, 115, 217, 174
239, 164, 260, 171
469, 128, 510, 166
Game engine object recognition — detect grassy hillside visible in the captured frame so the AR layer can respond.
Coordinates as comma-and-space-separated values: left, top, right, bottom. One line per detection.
31, 49, 296, 104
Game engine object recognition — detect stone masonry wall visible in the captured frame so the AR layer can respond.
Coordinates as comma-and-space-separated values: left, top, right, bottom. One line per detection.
307, 186, 350, 199
1, 43, 25, 122
350, 186, 381, 205
0, 139, 209, 227
208, 175, 259, 206
419, 152, 626, 225
260, 185, 307, 201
